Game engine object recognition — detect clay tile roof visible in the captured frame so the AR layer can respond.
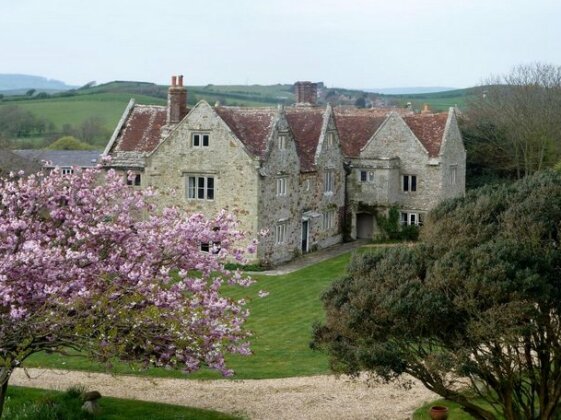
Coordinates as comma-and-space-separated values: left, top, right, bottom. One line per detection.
113, 105, 167, 153
402, 113, 448, 157
333, 108, 393, 157
214, 107, 276, 159
284, 107, 325, 172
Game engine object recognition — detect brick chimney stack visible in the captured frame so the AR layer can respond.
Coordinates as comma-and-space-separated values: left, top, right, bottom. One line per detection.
167, 74, 188, 124
294, 81, 318, 105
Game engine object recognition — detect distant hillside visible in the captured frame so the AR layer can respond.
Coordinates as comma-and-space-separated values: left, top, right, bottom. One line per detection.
0, 74, 76, 92
366, 87, 458, 95
0, 79, 479, 150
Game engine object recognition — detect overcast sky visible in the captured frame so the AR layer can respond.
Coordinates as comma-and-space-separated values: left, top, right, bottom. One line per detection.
1, 0, 560, 89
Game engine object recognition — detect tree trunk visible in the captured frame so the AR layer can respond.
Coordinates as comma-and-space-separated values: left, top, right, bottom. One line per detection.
0, 368, 10, 419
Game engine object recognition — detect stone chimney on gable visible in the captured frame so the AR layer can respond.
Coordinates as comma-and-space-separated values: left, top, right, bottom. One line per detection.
167, 75, 188, 124
294, 81, 318, 105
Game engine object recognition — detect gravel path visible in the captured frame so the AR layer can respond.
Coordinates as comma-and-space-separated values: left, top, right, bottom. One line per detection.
12, 368, 436, 419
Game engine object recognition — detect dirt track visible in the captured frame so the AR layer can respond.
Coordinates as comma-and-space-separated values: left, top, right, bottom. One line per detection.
12, 368, 436, 419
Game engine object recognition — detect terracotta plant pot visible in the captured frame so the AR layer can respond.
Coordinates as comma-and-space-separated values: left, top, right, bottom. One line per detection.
429, 405, 449, 420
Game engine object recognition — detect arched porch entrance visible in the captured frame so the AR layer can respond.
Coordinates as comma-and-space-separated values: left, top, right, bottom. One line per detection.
356, 213, 374, 239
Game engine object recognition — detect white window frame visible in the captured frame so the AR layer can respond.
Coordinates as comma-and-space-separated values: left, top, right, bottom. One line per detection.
322, 210, 335, 230
187, 175, 215, 200
275, 223, 287, 244
400, 211, 424, 226
126, 172, 141, 186
61, 168, 74, 175
325, 132, 335, 150
276, 177, 287, 196
449, 164, 457, 185
324, 170, 334, 194
359, 170, 374, 183
402, 174, 417, 192
278, 135, 287, 150
192, 133, 210, 147
200, 227, 221, 253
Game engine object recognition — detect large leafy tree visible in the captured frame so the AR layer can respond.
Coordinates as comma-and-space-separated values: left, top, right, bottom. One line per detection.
463, 63, 561, 183
313, 171, 561, 420
0, 167, 254, 416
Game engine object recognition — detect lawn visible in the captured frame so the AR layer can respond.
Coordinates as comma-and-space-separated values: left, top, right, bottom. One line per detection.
412, 397, 499, 420
26, 251, 358, 380
2, 385, 239, 420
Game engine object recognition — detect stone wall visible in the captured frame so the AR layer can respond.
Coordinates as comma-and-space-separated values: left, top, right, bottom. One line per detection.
256, 109, 344, 265
347, 110, 465, 239
144, 101, 261, 256
256, 113, 302, 265
357, 113, 442, 211
313, 111, 345, 249
438, 111, 466, 200
115, 101, 465, 264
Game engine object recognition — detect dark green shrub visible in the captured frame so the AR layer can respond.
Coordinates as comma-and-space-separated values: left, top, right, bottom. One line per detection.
375, 207, 419, 241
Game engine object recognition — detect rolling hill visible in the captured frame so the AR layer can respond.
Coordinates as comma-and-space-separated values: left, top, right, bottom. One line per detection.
0, 74, 76, 92
0, 79, 477, 149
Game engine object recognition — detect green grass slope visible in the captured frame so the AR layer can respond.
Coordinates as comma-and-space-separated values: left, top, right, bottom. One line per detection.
4, 386, 239, 420
0, 92, 165, 132
380, 87, 479, 111
27, 251, 357, 380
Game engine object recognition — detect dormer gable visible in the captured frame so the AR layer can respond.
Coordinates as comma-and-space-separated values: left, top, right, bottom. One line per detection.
259, 106, 301, 175
314, 104, 340, 162
359, 112, 448, 160
439, 108, 465, 157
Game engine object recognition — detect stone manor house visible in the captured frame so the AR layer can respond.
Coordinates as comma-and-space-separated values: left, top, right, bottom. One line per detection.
103, 76, 466, 265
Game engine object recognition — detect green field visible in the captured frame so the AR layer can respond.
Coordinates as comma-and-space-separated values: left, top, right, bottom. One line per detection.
3, 385, 239, 420
381, 87, 478, 111
26, 251, 356, 380
1, 92, 165, 132
0, 81, 476, 150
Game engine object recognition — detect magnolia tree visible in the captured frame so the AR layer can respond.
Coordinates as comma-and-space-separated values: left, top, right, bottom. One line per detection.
0, 167, 255, 415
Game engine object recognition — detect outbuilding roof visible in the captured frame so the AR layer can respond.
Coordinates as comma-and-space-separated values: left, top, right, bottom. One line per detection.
13, 150, 102, 168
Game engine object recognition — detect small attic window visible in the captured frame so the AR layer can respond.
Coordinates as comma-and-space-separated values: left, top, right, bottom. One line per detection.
360, 170, 374, 183
192, 133, 210, 147
278, 135, 287, 150
326, 132, 335, 150
127, 173, 141, 186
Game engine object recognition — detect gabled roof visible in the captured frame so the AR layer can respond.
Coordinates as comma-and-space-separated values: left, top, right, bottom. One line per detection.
284, 107, 326, 172
0, 150, 42, 176
111, 105, 167, 153
333, 108, 391, 158
333, 108, 448, 158
402, 113, 449, 157
103, 100, 451, 172
214, 107, 276, 160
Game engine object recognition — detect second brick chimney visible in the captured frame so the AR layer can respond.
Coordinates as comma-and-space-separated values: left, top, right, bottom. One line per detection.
167, 75, 188, 124
294, 81, 318, 105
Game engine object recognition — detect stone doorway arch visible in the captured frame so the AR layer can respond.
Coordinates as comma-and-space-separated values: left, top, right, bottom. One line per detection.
356, 213, 374, 239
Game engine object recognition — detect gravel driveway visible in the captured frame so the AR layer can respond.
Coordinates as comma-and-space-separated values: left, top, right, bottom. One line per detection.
12, 368, 436, 419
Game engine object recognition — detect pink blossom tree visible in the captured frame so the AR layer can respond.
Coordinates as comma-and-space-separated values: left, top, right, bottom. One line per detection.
0, 167, 254, 415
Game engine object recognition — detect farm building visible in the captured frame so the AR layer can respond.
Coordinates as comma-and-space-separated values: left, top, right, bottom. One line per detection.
103, 76, 465, 265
